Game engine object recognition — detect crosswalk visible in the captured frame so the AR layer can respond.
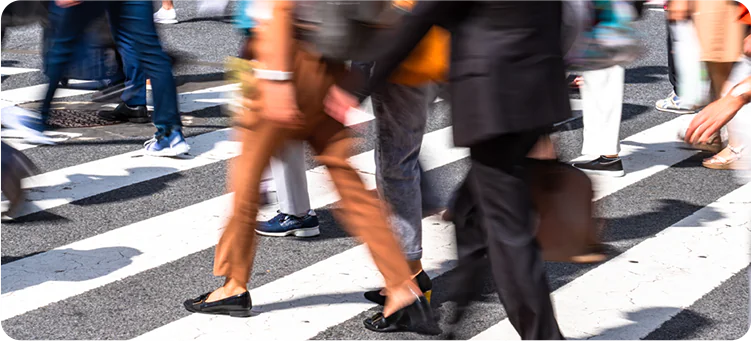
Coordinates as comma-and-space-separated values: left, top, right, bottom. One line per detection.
0, 63, 749, 340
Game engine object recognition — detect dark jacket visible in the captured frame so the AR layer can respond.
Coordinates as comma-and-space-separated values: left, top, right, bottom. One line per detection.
345, 1, 572, 147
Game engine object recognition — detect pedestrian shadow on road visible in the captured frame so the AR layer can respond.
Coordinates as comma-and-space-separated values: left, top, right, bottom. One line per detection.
4, 167, 182, 222
599, 198, 724, 243
555, 103, 650, 133
564, 307, 713, 340
0, 246, 142, 294
249, 259, 457, 315
616, 140, 709, 175
625, 66, 670, 85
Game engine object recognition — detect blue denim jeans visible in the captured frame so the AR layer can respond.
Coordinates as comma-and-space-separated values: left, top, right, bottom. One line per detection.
43, 1, 179, 135
373, 82, 440, 261
120, 52, 147, 107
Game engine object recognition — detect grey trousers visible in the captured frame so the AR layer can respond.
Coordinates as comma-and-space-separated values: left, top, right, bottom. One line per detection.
372, 82, 439, 261
270, 140, 311, 217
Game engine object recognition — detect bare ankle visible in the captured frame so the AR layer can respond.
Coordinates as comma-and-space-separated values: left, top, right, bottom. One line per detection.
382, 282, 420, 317
223, 278, 248, 295
407, 260, 423, 277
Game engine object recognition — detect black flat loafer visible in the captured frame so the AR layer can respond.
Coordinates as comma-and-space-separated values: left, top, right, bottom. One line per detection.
363, 295, 441, 335
364, 270, 433, 306
184, 291, 252, 317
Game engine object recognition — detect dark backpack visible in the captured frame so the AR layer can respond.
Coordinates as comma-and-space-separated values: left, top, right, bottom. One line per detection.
294, 1, 404, 62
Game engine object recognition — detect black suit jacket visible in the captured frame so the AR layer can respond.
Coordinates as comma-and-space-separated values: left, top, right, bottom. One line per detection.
345, 1, 572, 147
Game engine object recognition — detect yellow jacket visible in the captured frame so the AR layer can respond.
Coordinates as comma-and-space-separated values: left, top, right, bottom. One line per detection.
387, 1, 449, 86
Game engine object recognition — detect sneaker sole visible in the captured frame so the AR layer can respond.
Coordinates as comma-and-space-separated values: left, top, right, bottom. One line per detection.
655, 106, 696, 115
575, 167, 626, 178
255, 226, 320, 238
145, 143, 190, 157
155, 19, 178, 24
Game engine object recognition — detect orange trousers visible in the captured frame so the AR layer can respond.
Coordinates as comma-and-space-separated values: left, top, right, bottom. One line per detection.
213, 44, 413, 292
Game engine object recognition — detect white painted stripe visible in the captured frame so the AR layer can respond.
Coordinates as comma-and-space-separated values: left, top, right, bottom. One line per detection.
8, 85, 392, 218
0, 127, 463, 320
472, 183, 751, 340
143, 83, 240, 113
570, 98, 583, 111
581, 116, 700, 201
1, 139, 38, 151
0, 67, 38, 76
11, 128, 238, 219
0, 84, 94, 105
125, 116, 734, 341
343, 107, 375, 127
432, 97, 582, 111
103, 83, 244, 114
1, 131, 82, 151
349, 126, 467, 175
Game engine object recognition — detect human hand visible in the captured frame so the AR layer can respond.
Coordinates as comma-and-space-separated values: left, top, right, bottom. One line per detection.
744, 34, 751, 57
667, 0, 690, 21
55, 0, 81, 8
685, 96, 745, 145
324, 85, 359, 126
258, 81, 305, 128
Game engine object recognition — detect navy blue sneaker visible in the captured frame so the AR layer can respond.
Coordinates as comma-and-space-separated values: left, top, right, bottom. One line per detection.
256, 210, 320, 237
143, 129, 190, 157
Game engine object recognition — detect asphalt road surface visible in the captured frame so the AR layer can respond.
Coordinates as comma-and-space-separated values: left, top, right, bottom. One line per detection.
0, 3, 749, 340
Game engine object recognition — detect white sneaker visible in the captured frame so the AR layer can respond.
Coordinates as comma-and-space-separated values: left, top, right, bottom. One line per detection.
153, 7, 178, 24
1, 107, 56, 145
197, 0, 228, 17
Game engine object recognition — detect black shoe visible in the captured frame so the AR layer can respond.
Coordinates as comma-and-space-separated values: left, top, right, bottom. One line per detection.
363, 295, 441, 335
97, 102, 150, 124
572, 155, 625, 177
184, 291, 252, 317
364, 270, 432, 306
0, 143, 37, 217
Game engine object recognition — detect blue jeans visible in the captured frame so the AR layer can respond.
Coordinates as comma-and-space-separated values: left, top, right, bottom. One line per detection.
42, 1, 178, 134
120, 53, 147, 107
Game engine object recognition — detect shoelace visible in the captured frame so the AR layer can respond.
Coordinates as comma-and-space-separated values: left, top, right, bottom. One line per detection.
143, 137, 158, 149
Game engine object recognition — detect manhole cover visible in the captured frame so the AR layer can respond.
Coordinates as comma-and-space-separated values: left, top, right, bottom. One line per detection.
47, 109, 121, 129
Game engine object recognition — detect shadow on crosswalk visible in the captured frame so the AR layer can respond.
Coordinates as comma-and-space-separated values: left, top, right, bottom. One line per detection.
1, 246, 142, 293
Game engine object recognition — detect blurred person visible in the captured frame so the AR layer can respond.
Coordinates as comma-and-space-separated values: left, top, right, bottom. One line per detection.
1, 142, 38, 218
685, 32, 751, 170
231, 0, 321, 238
183, 1, 439, 334
154, 0, 177, 24
362, 0, 449, 305
31, 0, 188, 156
656, 1, 699, 114
325, 1, 570, 338
685, 43, 751, 321
154, 0, 231, 25
669, 0, 747, 169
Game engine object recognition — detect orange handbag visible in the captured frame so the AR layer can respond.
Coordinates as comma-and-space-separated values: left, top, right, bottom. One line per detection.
387, 1, 449, 86
738, 0, 751, 25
